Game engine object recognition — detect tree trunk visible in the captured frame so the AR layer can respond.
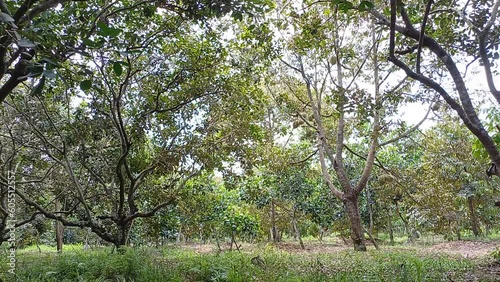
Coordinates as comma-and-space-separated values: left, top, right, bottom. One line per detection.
396, 203, 410, 238
456, 212, 461, 241
388, 208, 394, 245
319, 226, 325, 242
343, 195, 367, 251
116, 220, 132, 248
292, 217, 305, 250
83, 228, 91, 250
364, 228, 379, 250
213, 228, 221, 252
370, 7, 500, 175
467, 196, 481, 237
367, 188, 374, 233
176, 224, 183, 244
270, 200, 278, 242
55, 199, 64, 253
230, 231, 240, 251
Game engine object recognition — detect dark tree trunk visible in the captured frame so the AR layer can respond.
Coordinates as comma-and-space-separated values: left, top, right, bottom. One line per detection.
214, 228, 221, 252
343, 195, 367, 251
115, 220, 132, 248
176, 224, 183, 244
365, 228, 379, 250
467, 196, 481, 237
230, 231, 240, 251
370, 7, 500, 176
395, 203, 410, 238
55, 199, 64, 253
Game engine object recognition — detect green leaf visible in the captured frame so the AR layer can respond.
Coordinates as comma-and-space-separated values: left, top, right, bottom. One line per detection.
113, 62, 123, 76
13, 31, 21, 40
232, 11, 243, 21
18, 38, 36, 48
31, 77, 45, 96
40, 57, 59, 67
338, 1, 354, 11
56, 72, 70, 89
82, 38, 95, 46
0, 12, 14, 22
359, 1, 374, 11
18, 64, 44, 79
80, 80, 92, 91
97, 22, 122, 38
43, 69, 57, 79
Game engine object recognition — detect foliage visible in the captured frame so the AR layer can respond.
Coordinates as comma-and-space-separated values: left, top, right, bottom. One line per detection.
0, 245, 476, 282
1, 0, 500, 262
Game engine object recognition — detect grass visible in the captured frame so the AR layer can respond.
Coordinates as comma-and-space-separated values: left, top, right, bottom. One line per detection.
0, 243, 484, 282
12, 243, 84, 254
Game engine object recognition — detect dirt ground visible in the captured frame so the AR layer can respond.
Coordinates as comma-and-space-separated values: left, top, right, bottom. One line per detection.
179, 239, 499, 259
176, 239, 500, 281
421, 240, 500, 258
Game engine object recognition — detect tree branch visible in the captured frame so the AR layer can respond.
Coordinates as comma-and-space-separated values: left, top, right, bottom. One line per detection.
379, 96, 435, 147
355, 23, 380, 194
124, 170, 199, 222
0, 50, 33, 103
371, 5, 500, 171
389, 0, 397, 58
416, 0, 433, 74
289, 148, 318, 165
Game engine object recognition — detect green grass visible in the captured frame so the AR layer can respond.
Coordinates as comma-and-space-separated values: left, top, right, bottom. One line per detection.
0, 244, 482, 282
12, 243, 84, 254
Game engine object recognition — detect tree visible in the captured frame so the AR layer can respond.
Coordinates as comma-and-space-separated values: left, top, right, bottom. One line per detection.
409, 114, 498, 238
375, 130, 423, 244
268, 1, 427, 250
369, 0, 500, 175
0, 0, 83, 102
0, 104, 45, 246
0, 0, 275, 103
0, 0, 276, 249
2, 11, 270, 248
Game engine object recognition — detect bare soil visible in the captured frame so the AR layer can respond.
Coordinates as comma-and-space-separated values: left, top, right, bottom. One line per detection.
173, 239, 500, 281
176, 239, 499, 258
421, 240, 500, 258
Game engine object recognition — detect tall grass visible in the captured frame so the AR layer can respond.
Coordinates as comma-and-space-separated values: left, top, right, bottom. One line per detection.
0, 245, 479, 281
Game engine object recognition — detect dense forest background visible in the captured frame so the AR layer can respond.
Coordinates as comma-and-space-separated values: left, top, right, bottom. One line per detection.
0, 1, 499, 280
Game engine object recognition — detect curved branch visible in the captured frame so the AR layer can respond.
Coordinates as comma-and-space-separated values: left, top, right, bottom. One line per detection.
124, 170, 199, 223
371, 5, 500, 170
379, 96, 436, 147
289, 148, 318, 165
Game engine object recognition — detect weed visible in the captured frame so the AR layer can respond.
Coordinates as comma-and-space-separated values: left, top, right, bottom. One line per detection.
0, 245, 478, 281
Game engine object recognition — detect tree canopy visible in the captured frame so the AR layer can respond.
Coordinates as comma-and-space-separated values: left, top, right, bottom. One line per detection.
0, 0, 499, 252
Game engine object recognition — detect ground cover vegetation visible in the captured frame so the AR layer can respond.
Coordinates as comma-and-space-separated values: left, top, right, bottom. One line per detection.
0, 0, 499, 280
